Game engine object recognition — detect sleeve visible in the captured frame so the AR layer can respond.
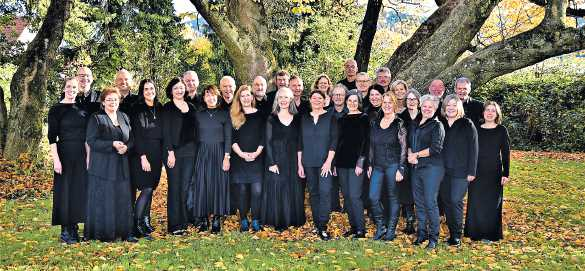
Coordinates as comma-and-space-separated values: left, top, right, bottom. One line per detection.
47, 106, 60, 144
328, 114, 339, 152
297, 115, 304, 152
397, 121, 407, 175
467, 121, 479, 177
356, 115, 369, 169
86, 115, 114, 153
131, 109, 146, 156
122, 112, 134, 150
265, 117, 276, 166
501, 126, 511, 177
257, 116, 266, 148
223, 112, 233, 154
429, 121, 445, 157
161, 105, 174, 152
368, 121, 375, 167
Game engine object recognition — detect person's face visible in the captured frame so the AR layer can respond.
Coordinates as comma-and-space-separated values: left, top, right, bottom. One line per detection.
346, 95, 360, 112
289, 78, 303, 98
143, 82, 156, 103
394, 84, 407, 100
76, 67, 93, 92
102, 93, 120, 112
369, 90, 382, 107
172, 82, 186, 100
421, 100, 436, 118
239, 90, 254, 108
277, 92, 292, 110
63, 80, 79, 100
381, 96, 395, 114
445, 98, 459, 119
344, 61, 357, 77
183, 73, 199, 93
376, 71, 391, 87
429, 80, 445, 98
220, 79, 235, 103
204, 91, 219, 107
276, 75, 289, 88
455, 82, 471, 101
115, 72, 132, 92
356, 74, 371, 94
310, 93, 325, 110
317, 77, 330, 92
406, 93, 419, 110
252, 78, 267, 99
483, 105, 498, 123
331, 88, 346, 106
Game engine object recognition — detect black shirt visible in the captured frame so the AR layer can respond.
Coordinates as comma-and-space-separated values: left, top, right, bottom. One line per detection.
196, 108, 232, 153
338, 78, 357, 90
408, 117, 445, 168
295, 98, 311, 115
47, 103, 89, 144
336, 113, 369, 168
442, 117, 478, 178
462, 97, 484, 127
255, 96, 272, 118
299, 110, 339, 167
185, 94, 202, 110
369, 117, 407, 174
161, 101, 198, 152
120, 93, 139, 114
231, 111, 265, 177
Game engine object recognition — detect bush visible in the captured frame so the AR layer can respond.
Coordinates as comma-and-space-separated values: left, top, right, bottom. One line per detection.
475, 73, 585, 152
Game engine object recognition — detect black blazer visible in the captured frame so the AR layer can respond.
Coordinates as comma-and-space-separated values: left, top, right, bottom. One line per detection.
408, 116, 445, 168
442, 117, 478, 178
86, 110, 133, 181
161, 101, 198, 152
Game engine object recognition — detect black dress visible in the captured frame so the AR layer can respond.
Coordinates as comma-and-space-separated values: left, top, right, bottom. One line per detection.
262, 114, 306, 229
47, 103, 89, 226
84, 111, 134, 241
129, 101, 163, 190
189, 108, 232, 218
465, 125, 510, 241
231, 111, 265, 184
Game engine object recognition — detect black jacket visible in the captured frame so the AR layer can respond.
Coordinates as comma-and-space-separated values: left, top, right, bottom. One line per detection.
442, 117, 478, 178
462, 97, 484, 127
408, 116, 445, 168
161, 101, 198, 152
130, 101, 163, 156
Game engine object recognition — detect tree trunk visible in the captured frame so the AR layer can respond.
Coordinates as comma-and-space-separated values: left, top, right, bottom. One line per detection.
191, 0, 278, 84
354, 0, 382, 73
0, 85, 7, 155
4, 0, 73, 160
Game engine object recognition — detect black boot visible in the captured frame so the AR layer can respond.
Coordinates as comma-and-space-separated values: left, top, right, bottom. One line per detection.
69, 224, 80, 242
144, 216, 154, 234
373, 218, 387, 241
402, 205, 416, 235
384, 216, 399, 241
198, 217, 209, 232
60, 226, 76, 245
211, 216, 222, 234
136, 218, 153, 240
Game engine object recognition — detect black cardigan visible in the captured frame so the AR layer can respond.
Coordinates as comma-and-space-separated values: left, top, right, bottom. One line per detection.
442, 117, 478, 178
130, 101, 163, 156
161, 101, 198, 152
408, 116, 445, 168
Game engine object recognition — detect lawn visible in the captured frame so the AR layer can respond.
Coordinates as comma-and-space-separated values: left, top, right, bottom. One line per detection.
0, 151, 583, 270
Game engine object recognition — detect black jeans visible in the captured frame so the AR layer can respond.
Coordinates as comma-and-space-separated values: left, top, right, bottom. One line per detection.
440, 172, 468, 238
412, 165, 444, 242
337, 167, 365, 231
305, 167, 332, 230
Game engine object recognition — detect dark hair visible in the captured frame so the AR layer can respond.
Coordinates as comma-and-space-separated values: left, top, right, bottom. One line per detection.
202, 84, 222, 109
309, 89, 326, 100
165, 77, 185, 100
276, 70, 290, 78
137, 79, 158, 103
345, 90, 363, 111
368, 83, 385, 95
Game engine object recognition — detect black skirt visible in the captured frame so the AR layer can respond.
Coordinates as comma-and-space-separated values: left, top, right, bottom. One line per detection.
130, 139, 163, 190
188, 142, 230, 217
464, 163, 504, 241
52, 141, 87, 225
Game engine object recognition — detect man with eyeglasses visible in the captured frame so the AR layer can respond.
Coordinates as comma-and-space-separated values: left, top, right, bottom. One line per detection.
375, 67, 392, 92
337, 59, 358, 91
355, 72, 372, 98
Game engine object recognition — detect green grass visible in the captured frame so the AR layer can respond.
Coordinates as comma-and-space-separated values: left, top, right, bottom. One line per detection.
0, 156, 584, 270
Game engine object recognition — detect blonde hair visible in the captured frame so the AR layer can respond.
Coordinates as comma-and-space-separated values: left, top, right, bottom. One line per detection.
441, 94, 465, 119
99, 87, 121, 102
382, 91, 398, 113
484, 101, 503, 124
272, 87, 297, 114
230, 85, 255, 130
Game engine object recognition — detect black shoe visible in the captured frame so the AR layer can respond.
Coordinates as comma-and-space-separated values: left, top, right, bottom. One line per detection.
126, 235, 139, 243
198, 218, 209, 232
318, 230, 331, 241
447, 237, 461, 247
69, 224, 80, 242
353, 230, 366, 239
403, 220, 416, 235
426, 240, 438, 250
240, 219, 250, 232
60, 227, 77, 245
413, 236, 428, 246
136, 218, 154, 240
343, 229, 356, 238
251, 220, 262, 232
144, 216, 154, 234
211, 217, 221, 234
373, 222, 386, 241
383, 231, 396, 241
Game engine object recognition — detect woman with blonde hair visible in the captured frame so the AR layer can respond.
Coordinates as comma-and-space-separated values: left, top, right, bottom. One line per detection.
390, 80, 409, 113
230, 85, 265, 232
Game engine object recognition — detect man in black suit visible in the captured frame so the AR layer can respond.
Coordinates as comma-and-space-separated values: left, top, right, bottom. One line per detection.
455, 77, 484, 127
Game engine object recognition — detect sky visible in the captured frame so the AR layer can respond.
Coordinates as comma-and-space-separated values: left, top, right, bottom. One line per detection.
173, 0, 197, 15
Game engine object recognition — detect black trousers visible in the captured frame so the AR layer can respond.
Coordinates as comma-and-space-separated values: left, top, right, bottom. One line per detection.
305, 167, 332, 230
337, 168, 365, 231
440, 173, 468, 238
165, 155, 195, 232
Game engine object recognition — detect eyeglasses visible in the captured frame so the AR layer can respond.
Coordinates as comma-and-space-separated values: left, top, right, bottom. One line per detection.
406, 98, 418, 102
104, 98, 119, 102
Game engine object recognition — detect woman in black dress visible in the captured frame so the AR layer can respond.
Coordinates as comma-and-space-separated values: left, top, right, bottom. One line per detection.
230, 85, 265, 232
262, 87, 306, 231
335, 91, 368, 239
48, 77, 89, 244
439, 94, 478, 247
397, 89, 421, 235
298, 90, 338, 240
162, 77, 198, 235
465, 101, 510, 242
85, 87, 137, 242
129, 79, 163, 239
367, 92, 407, 241
189, 85, 232, 234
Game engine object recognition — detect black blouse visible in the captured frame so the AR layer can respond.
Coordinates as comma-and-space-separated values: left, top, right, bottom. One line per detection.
408, 117, 445, 168
299, 110, 339, 167
335, 113, 369, 169
196, 108, 232, 153
130, 101, 163, 156
47, 103, 89, 144
231, 111, 265, 173
442, 117, 478, 178
369, 117, 407, 174
478, 125, 510, 177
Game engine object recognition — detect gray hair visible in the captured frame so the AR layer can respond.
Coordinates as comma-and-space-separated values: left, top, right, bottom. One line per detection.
375, 67, 391, 75
272, 87, 298, 115
356, 72, 370, 79
420, 94, 440, 109
406, 88, 421, 101
332, 84, 349, 95
455, 77, 471, 89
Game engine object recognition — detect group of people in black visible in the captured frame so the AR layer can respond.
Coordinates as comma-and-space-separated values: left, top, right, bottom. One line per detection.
49, 59, 510, 250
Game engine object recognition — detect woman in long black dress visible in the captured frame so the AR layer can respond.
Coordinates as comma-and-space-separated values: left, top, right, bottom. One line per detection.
465, 101, 510, 242
129, 79, 163, 239
162, 77, 198, 235
48, 77, 89, 244
262, 87, 306, 231
439, 94, 478, 247
85, 87, 137, 242
298, 90, 339, 241
189, 85, 232, 234
230, 85, 265, 232
397, 89, 421, 235
336, 91, 368, 239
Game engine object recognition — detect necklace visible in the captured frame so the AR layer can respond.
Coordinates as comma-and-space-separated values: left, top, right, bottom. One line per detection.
207, 108, 215, 118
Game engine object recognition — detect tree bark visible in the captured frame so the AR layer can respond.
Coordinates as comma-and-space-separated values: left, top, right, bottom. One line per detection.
354, 0, 382, 72
4, 0, 73, 160
191, 0, 278, 84
0, 85, 7, 155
